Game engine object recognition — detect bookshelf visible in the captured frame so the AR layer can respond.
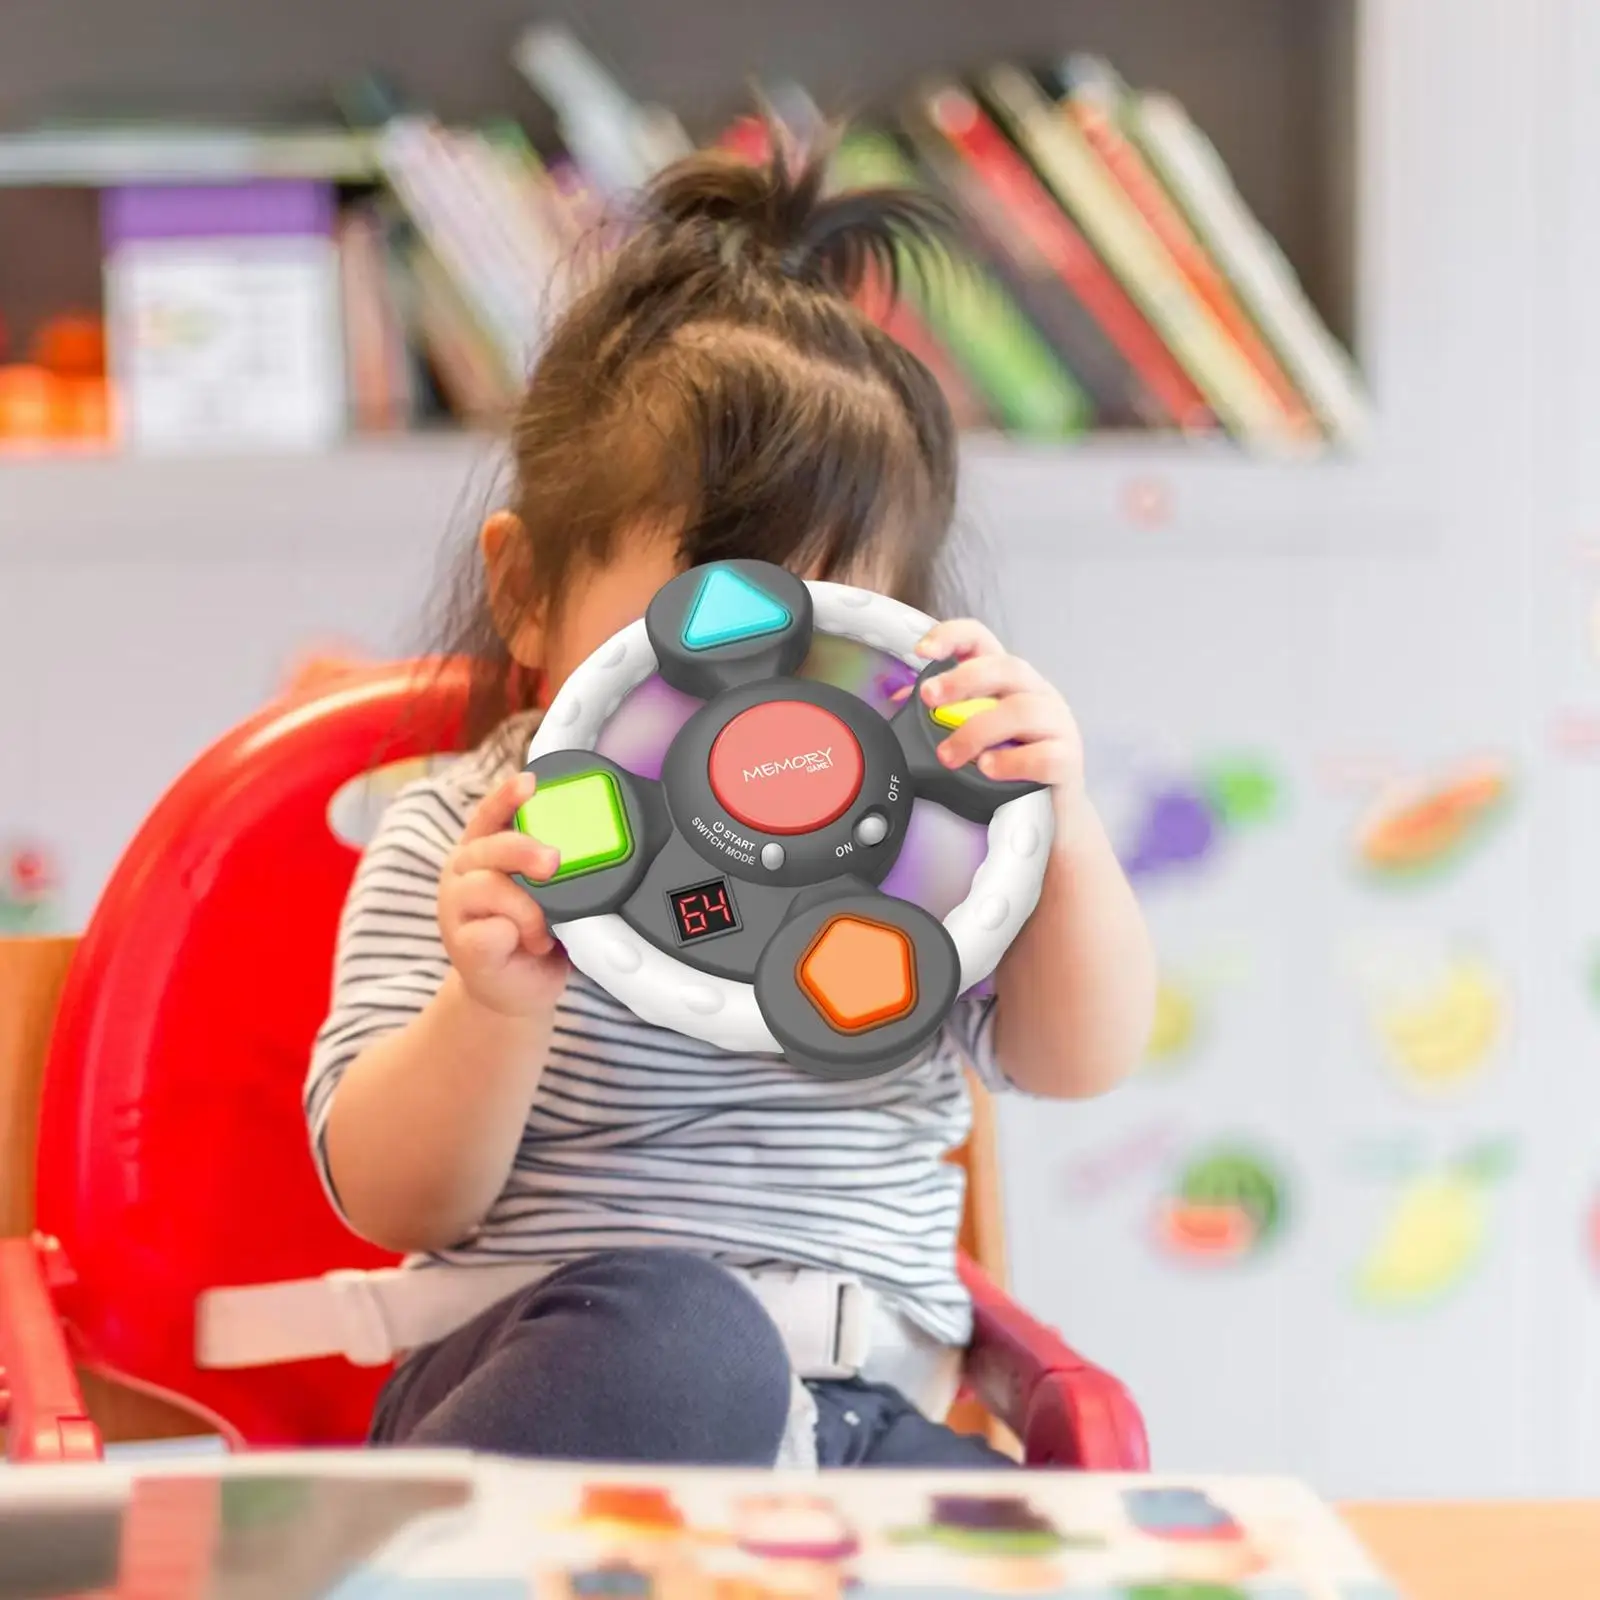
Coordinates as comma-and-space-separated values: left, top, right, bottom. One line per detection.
0, 0, 1411, 571
0, 0, 1362, 443
0, 1, 1358, 345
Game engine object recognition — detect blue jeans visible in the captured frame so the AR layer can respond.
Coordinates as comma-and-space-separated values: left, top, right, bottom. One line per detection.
369, 1249, 1013, 1469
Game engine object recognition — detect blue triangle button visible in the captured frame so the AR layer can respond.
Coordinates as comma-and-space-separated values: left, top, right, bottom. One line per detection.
681, 567, 792, 651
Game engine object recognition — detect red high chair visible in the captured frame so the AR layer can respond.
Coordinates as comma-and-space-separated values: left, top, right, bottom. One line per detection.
0, 660, 1147, 1470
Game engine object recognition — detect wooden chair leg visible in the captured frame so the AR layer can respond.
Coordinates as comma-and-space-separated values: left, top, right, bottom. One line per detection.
1, 937, 212, 1450
0, 937, 76, 1238
950, 1071, 1018, 1454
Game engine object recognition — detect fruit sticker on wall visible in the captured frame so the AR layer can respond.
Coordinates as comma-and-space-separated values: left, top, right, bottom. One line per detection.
1148, 974, 1204, 1068
1353, 758, 1512, 883
1351, 939, 1508, 1099
1143, 948, 1254, 1075
1064, 1120, 1186, 1203
1353, 1138, 1516, 1312
1584, 942, 1600, 1014
0, 841, 59, 932
1115, 752, 1285, 888
1153, 1144, 1289, 1266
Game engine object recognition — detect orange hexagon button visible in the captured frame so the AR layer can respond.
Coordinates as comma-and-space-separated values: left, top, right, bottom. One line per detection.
799, 914, 918, 1032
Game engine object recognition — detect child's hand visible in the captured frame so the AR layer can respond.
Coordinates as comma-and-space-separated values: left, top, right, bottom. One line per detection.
439, 773, 570, 1018
913, 619, 1086, 825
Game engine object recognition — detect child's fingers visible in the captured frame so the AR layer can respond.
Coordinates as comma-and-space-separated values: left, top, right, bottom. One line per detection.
461, 772, 538, 843
973, 739, 1075, 788
452, 831, 560, 883
451, 915, 522, 970
452, 871, 550, 942
935, 693, 1060, 770
920, 653, 1045, 707
916, 618, 1003, 662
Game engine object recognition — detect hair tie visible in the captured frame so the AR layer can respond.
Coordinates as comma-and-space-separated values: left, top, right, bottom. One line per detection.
779, 240, 811, 280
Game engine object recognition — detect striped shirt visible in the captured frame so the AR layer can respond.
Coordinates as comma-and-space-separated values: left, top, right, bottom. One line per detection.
304, 726, 1006, 1346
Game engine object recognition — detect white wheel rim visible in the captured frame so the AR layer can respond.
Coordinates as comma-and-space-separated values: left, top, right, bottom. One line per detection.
527, 581, 1054, 1054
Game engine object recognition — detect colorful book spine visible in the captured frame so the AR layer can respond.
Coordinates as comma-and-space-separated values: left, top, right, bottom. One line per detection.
833, 131, 1092, 439
428, 124, 558, 366
486, 120, 585, 254
716, 113, 775, 166
337, 206, 411, 431
404, 242, 518, 420
901, 90, 1155, 430
909, 83, 1215, 434
372, 195, 436, 421
1131, 90, 1370, 447
1057, 57, 1319, 444
513, 24, 691, 194
374, 117, 529, 385
717, 114, 993, 429
977, 65, 1305, 453
449, 130, 558, 289
857, 264, 995, 430
542, 154, 605, 243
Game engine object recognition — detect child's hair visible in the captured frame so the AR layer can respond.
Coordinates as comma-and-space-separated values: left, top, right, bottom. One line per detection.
434, 124, 963, 747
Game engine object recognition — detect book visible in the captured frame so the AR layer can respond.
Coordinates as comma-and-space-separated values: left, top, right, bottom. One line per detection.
716, 111, 993, 430
905, 82, 1215, 435
483, 120, 590, 326
860, 263, 996, 431
486, 121, 585, 255
403, 241, 519, 421
0, 1452, 1406, 1598
1055, 56, 1320, 443
901, 89, 1156, 431
445, 129, 560, 302
101, 181, 346, 454
1131, 89, 1371, 447
977, 65, 1309, 454
374, 117, 543, 384
832, 130, 1094, 439
337, 204, 414, 432
513, 24, 692, 195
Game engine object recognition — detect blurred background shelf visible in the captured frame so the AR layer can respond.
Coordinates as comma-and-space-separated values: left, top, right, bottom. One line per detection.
0, 433, 1427, 564
0, 0, 1358, 341
0, 0, 1363, 459
0, 435, 497, 561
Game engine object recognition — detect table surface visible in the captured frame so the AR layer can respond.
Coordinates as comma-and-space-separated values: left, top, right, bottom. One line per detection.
1343, 1501, 1600, 1599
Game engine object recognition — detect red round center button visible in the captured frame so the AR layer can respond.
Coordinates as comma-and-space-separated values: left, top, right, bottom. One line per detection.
708, 701, 864, 836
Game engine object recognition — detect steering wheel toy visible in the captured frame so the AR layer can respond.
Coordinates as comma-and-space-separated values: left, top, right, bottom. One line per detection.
517, 560, 1054, 1078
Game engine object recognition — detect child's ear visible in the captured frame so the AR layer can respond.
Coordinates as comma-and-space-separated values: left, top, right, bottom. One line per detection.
480, 511, 545, 670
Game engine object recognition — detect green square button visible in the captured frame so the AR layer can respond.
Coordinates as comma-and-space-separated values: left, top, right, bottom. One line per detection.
515, 770, 633, 882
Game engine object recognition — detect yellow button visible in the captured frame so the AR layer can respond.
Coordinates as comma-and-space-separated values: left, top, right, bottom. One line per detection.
931, 696, 998, 731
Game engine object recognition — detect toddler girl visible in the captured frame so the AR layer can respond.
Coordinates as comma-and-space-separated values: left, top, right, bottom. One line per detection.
306, 131, 1155, 1469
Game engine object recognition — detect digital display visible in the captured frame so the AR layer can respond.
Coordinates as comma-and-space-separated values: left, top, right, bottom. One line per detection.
668, 877, 741, 944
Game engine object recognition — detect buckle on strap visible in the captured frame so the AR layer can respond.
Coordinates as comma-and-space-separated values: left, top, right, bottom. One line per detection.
324, 1269, 397, 1368
745, 1271, 872, 1381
